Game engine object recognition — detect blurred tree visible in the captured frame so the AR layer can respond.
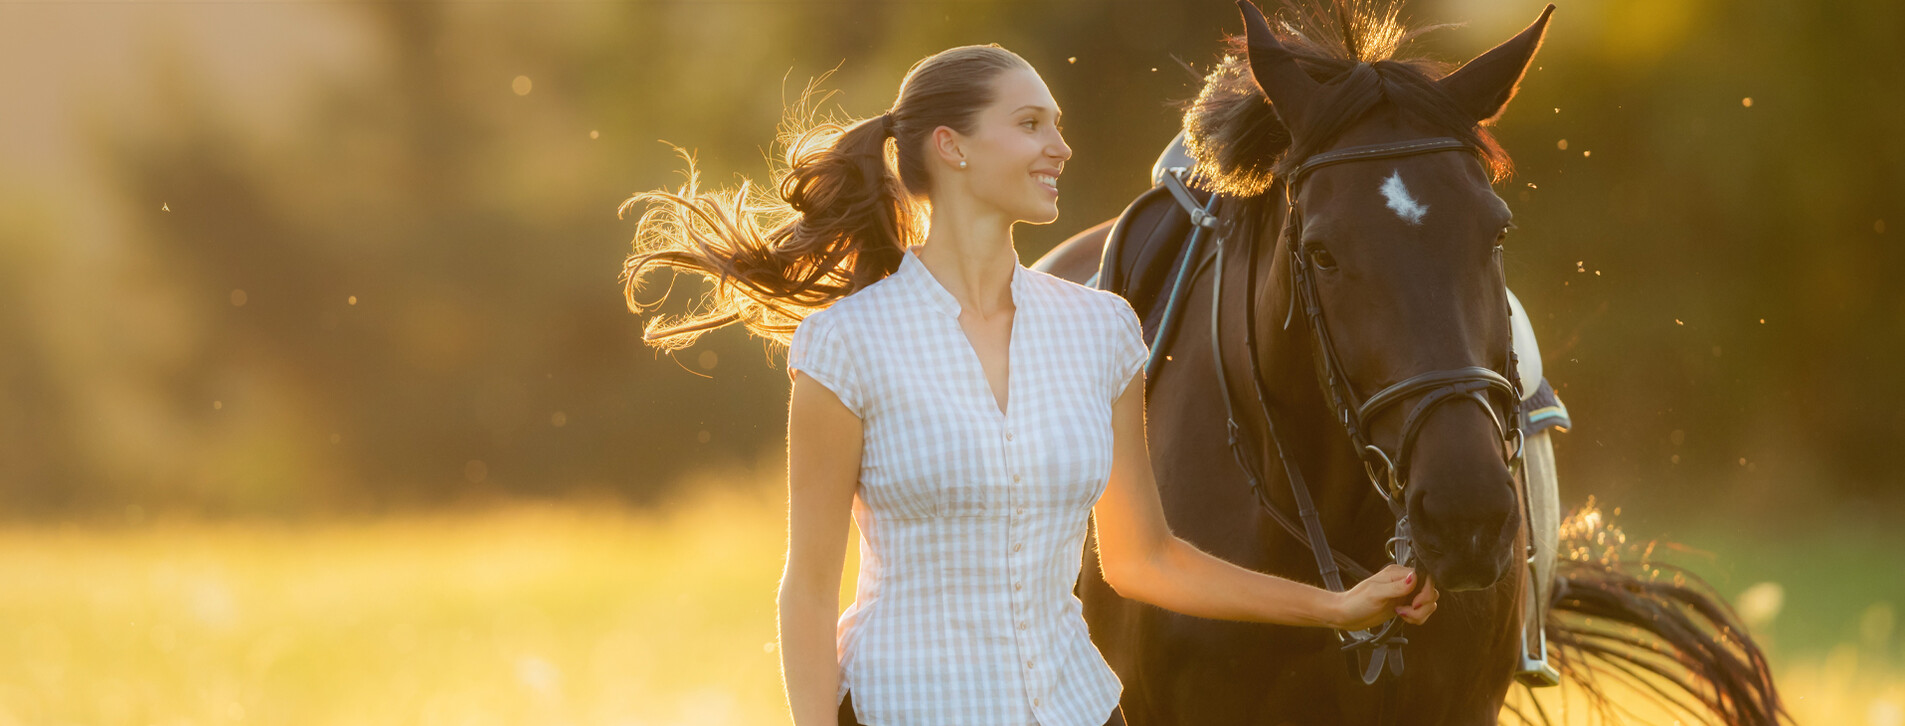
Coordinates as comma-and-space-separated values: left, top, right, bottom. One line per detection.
0, 0, 1894, 518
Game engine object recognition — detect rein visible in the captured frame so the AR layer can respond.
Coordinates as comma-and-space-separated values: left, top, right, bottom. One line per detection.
1164, 136, 1531, 688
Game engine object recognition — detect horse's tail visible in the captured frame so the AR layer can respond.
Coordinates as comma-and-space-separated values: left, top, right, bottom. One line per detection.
1520, 504, 1793, 725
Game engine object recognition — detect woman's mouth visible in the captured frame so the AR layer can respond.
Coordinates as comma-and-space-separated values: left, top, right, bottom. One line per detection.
1032, 172, 1059, 197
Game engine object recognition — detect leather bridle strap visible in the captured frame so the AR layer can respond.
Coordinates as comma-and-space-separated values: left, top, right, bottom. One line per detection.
1151, 169, 1371, 583
1290, 137, 1476, 183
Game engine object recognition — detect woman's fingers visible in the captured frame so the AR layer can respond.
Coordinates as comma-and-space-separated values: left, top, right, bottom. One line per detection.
1391, 577, 1439, 625
1348, 566, 1436, 628
1409, 578, 1437, 609
1393, 577, 1416, 599
1398, 600, 1437, 625
1373, 564, 1415, 597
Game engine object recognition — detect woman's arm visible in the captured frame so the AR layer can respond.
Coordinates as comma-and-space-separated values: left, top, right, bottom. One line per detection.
779, 371, 862, 725
1090, 370, 1439, 630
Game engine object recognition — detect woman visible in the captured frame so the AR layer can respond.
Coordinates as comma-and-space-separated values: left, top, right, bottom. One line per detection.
621, 44, 1438, 726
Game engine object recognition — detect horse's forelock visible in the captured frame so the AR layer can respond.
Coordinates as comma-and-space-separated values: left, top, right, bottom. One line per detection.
1180, 4, 1515, 197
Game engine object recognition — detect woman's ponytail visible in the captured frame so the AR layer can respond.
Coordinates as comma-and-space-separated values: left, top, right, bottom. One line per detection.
776, 110, 911, 298
619, 45, 1032, 352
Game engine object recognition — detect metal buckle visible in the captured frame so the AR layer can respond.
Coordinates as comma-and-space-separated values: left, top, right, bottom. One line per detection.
1161, 167, 1218, 229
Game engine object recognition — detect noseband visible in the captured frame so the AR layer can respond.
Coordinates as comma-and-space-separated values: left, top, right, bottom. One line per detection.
1184, 136, 1529, 686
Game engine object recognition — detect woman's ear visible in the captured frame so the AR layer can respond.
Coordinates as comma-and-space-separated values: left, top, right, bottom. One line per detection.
930, 126, 967, 170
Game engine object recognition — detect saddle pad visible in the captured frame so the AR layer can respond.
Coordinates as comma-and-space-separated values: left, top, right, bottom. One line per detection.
1519, 378, 1571, 435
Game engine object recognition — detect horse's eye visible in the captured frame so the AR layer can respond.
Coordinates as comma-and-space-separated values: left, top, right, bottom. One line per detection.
1307, 245, 1337, 270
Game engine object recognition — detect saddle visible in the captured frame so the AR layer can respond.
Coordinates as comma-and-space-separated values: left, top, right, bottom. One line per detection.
1092, 181, 1213, 347
1093, 130, 1571, 687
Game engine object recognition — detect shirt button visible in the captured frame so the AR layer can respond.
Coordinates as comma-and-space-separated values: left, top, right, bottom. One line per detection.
1033, 697, 1041, 707
1012, 542, 1022, 552
1026, 659, 1035, 669
1015, 507, 1024, 515
1018, 621, 1028, 630
1014, 581, 1023, 591
1012, 474, 1021, 483
1005, 431, 1014, 441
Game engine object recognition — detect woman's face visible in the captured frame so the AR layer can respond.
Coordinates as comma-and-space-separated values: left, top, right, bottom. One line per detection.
955, 68, 1071, 225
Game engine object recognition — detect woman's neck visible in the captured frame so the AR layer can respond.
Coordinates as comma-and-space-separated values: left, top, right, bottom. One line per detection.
916, 201, 1018, 319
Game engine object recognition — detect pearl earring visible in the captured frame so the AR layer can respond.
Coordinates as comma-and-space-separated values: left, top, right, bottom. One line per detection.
958, 160, 967, 169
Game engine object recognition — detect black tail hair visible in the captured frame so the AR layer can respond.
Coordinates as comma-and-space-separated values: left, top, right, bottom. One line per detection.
1504, 502, 1793, 725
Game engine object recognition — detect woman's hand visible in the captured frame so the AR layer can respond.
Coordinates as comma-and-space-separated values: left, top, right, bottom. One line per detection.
1331, 564, 1439, 630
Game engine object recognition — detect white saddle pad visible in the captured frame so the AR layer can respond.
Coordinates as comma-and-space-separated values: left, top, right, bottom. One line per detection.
1507, 286, 1565, 661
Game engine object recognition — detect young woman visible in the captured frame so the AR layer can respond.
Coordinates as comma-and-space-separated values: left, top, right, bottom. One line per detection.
622, 44, 1439, 726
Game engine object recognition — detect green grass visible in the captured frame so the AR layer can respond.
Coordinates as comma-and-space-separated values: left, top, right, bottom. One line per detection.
0, 472, 1896, 725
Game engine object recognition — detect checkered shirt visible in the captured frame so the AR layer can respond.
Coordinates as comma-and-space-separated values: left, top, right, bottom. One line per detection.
786, 245, 1149, 725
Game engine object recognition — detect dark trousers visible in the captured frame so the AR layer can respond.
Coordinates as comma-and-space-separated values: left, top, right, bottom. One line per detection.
838, 689, 1127, 726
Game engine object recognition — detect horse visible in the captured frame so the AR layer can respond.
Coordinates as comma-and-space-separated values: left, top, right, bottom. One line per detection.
1033, 1, 1790, 723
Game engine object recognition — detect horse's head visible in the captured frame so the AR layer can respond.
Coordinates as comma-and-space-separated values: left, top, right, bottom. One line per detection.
1232, 0, 1553, 591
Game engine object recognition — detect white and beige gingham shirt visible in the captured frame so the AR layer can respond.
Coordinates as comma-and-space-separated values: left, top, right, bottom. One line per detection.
786, 245, 1148, 726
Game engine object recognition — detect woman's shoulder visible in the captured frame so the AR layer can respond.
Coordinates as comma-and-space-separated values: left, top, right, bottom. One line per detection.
802, 273, 908, 332
1023, 267, 1139, 330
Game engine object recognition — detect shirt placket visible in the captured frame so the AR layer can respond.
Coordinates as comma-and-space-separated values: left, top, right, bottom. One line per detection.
1004, 417, 1044, 718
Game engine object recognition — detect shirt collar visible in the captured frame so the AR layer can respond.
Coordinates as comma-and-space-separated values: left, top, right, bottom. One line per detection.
898, 245, 1028, 319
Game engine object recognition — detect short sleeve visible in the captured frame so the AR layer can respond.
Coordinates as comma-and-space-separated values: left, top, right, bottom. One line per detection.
787, 308, 864, 418
1106, 293, 1150, 404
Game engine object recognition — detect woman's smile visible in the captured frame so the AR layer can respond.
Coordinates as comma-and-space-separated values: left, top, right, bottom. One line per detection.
1032, 170, 1061, 196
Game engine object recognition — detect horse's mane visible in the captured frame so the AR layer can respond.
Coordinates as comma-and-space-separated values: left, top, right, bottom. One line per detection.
1178, 0, 1515, 198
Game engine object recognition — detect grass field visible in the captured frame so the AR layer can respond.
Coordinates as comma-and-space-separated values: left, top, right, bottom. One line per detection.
0, 465, 1898, 724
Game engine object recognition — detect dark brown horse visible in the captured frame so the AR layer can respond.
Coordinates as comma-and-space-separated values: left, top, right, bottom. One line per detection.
1035, 1, 1790, 723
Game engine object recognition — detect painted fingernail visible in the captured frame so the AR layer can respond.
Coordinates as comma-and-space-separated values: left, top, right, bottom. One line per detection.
1405, 573, 1414, 584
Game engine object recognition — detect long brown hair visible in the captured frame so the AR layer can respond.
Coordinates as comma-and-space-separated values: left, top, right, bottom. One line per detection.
619, 45, 1032, 352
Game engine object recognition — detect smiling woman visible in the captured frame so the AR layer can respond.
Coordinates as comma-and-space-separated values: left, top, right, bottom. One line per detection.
617, 45, 1036, 354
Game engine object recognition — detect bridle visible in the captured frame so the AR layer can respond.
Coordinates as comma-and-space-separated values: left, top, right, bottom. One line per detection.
1212, 136, 1529, 685
1174, 136, 1530, 687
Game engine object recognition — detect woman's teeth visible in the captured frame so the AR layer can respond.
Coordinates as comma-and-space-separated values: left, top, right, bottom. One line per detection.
1033, 173, 1058, 191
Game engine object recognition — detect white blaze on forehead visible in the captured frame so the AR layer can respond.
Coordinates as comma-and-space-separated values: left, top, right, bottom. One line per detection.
1379, 170, 1429, 226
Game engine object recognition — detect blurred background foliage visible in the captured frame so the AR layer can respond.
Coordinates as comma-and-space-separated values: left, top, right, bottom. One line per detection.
0, 0, 1898, 525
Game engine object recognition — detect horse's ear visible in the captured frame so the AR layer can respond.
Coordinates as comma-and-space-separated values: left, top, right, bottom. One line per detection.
1437, 3, 1555, 124
1237, 0, 1321, 135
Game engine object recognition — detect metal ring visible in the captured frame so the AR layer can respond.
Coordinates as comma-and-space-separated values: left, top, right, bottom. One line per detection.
1361, 444, 1403, 501
1385, 533, 1412, 564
